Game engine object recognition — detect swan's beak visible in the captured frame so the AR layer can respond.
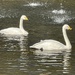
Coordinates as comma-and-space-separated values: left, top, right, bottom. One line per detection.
68, 26, 72, 30
25, 16, 28, 20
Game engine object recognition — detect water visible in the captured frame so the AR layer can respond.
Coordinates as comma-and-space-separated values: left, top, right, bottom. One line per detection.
0, 0, 75, 75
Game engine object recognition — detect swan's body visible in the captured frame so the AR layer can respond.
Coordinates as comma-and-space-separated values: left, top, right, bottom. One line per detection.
30, 24, 72, 50
0, 15, 28, 36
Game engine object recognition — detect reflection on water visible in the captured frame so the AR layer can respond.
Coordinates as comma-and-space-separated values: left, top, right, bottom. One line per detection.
63, 52, 71, 74
0, 35, 28, 51
0, 51, 71, 75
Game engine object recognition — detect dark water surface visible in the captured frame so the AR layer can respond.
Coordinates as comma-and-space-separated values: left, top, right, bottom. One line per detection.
0, 0, 75, 75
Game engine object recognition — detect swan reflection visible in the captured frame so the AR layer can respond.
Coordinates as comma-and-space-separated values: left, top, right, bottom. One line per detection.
30, 49, 71, 74
0, 49, 71, 75
63, 52, 71, 74
0, 35, 28, 51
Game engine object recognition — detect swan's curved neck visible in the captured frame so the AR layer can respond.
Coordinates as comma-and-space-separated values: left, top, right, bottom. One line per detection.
62, 27, 72, 49
19, 18, 24, 30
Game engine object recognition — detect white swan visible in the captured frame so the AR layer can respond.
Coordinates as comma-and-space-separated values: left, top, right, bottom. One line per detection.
0, 15, 28, 36
30, 24, 72, 50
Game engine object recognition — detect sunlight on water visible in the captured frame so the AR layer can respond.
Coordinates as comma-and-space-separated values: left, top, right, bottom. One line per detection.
52, 9, 66, 14
0, 1, 74, 24
23, 2, 44, 7
51, 9, 71, 23
41, 9, 72, 24
51, 14, 71, 23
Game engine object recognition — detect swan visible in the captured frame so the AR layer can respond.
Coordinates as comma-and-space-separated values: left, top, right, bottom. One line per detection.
30, 24, 72, 50
0, 15, 28, 36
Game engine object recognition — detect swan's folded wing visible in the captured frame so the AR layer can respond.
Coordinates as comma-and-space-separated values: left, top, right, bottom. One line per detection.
30, 40, 66, 50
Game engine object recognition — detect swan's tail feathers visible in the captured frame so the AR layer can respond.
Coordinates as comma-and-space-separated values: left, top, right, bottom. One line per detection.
30, 46, 43, 51
29, 45, 38, 50
30, 45, 35, 48
40, 40, 43, 42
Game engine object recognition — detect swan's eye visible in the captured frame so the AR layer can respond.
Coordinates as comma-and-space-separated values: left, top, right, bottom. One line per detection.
24, 16, 28, 20
68, 26, 72, 30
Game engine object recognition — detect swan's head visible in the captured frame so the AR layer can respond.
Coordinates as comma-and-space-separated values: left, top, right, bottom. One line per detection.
63, 24, 72, 30
21, 15, 28, 20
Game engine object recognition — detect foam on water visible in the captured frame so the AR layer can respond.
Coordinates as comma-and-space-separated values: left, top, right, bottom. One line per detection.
0, 2, 74, 24
23, 2, 44, 7
51, 9, 71, 23
52, 9, 66, 14
42, 9, 72, 24
51, 15, 71, 23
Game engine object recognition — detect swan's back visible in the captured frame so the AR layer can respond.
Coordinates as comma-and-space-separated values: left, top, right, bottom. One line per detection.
30, 40, 66, 50
0, 27, 28, 36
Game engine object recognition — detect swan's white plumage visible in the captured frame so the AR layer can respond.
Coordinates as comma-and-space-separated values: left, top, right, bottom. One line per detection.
0, 27, 28, 36
30, 24, 72, 50
30, 40, 66, 50
0, 15, 28, 36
